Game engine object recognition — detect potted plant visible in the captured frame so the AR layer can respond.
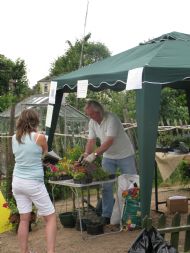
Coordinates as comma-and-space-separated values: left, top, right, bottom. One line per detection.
7, 197, 36, 232
91, 167, 109, 181
57, 158, 73, 180
73, 172, 86, 184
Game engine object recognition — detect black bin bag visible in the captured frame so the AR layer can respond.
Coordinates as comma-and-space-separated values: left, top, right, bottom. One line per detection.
128, 227, 177, 253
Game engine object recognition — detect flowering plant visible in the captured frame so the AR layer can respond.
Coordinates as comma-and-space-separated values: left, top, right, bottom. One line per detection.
45, 156, 74, 180
122, 183, 140, 200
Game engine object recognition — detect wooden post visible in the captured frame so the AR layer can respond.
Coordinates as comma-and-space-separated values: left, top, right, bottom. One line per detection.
184, 214, 190, 252
158, 213, 166, 239
170, 213, 181, 250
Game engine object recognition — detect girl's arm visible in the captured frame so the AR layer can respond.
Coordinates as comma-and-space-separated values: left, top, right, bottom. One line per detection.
35, 133, 48, 154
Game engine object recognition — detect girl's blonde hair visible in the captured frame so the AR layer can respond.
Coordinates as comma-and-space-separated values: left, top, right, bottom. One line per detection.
16, 108, 39, 143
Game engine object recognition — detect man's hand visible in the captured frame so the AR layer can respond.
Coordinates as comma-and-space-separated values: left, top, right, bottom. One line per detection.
82, 153, 96, 164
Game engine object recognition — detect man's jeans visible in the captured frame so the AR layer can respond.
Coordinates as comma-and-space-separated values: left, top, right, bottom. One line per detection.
101, 155, 137, 218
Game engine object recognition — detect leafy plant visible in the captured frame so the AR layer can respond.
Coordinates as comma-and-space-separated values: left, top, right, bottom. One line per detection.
92, 167, 109, 181
73, 172, 86, 180
7, 197, 18, 215
176, 160, 190, 184
65, 145, 83, 162
157, 132, 174, 148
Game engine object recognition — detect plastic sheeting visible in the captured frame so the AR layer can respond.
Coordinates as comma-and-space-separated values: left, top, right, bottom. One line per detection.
128, 227, 177, 253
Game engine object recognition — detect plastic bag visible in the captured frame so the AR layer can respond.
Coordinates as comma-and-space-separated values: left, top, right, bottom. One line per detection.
128, 227, 177, 253
110, 174, 139, 225
122, 185, 141, 230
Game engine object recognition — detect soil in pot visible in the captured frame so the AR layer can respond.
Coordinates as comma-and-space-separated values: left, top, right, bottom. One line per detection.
59, 212, 76, 228
86, 221, 104, 235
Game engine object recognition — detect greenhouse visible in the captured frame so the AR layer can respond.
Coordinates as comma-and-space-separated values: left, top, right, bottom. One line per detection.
0, 94, 88, 175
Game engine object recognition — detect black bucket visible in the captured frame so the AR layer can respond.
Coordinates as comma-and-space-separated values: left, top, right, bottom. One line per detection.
59, 212, 76, 228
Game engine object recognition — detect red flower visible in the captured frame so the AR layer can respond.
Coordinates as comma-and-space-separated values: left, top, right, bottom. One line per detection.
2, 202, 9, 208
48, 164, 59, 172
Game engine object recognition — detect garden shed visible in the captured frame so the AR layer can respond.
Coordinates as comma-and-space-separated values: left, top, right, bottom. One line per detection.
46, 31, 190, 218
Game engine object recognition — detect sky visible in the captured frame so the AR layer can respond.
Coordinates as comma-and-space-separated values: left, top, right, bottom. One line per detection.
1, 0, 190, 88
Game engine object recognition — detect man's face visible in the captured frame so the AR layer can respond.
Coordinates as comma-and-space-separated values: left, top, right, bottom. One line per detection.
85, 106, 101, 123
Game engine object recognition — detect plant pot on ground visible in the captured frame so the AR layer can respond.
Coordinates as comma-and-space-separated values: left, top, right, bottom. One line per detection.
75, 218, 90, 231
59, 212, 76, 228
86, 221, 104, 235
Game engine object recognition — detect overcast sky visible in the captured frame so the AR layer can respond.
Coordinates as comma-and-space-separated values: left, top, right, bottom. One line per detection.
1, 0, 190, 87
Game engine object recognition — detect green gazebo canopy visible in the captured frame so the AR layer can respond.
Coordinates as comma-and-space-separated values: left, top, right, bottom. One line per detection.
48, 31, 190, 218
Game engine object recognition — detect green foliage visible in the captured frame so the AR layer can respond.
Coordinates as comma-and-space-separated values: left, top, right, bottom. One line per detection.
176, 160, 190, 184
0, 55, 30, 96
50, 33, 111, 76
160, 88, 189, 123
157, 159, 190, 187
73, 172, 86, 180
66, 90, 136, 122
157, 132, 190, 149
7, 197, 18, 215
157, 132, 175, 147
0, 55, 31, 112
91, 167, 109, 181
0, 54, 14, 94
0, 93, 15, 112
65, 145, 83, 162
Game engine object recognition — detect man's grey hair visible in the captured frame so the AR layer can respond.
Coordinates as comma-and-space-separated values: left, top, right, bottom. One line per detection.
84, 100, 105, 117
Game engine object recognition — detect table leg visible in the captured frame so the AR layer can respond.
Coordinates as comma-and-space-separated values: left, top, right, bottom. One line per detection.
72, 192, 76, 210
87, 187, 90, 213
74, 188, 84, 237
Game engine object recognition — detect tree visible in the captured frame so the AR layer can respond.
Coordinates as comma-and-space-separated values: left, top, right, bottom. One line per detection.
0, 55, 31, 201
160, 88, 189, 124
0, 55, 31, 111
50, 33, 111, 76
0, 54, 13, 95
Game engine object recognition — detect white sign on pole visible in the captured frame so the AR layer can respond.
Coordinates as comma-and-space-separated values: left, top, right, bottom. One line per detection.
126, 67, 143, 90
49, 81, 57, 104
77, 80, 88, 98
45, 104, 54, 128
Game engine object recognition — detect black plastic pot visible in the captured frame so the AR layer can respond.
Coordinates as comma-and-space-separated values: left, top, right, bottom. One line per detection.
109, 174, 116, 179
49, 176, 60, 181
86, 222, 104, 235
73, 176, 93, 184
59, 174, 73, 180
59, 212, 76, 228
75, 218, 90, 231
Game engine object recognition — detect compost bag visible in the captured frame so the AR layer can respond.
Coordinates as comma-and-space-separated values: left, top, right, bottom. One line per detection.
128, 227, 177, 253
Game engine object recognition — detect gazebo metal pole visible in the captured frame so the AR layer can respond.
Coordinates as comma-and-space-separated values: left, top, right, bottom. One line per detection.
46, 90, 63, 151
